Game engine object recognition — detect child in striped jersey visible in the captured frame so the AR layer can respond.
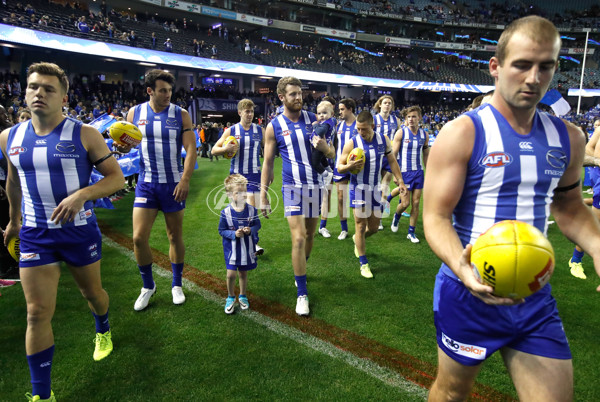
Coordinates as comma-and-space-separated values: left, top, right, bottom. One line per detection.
218, 174, 261, 314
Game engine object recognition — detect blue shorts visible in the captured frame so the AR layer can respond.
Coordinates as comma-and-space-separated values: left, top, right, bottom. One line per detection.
226, 263, 257, 271
350, 183, 384, 214
381, 158, 392, 173
333, 165, 350, 183
134, 181, 186, 212
234, 171, 261, 193
589, 167, 600, 209
282, 185, 322, 217
401, 170, 424, 191
433, 269, 571, 366
19, 224, 102, 268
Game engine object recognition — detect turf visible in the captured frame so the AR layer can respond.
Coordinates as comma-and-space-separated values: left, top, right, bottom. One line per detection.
2, 157, 600, 401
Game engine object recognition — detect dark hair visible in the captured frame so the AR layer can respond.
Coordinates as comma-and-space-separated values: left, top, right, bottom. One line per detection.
339, 98, 356, 113
144, 69, 175, 90
27, 62, 69, 93
356, 110, 373, 124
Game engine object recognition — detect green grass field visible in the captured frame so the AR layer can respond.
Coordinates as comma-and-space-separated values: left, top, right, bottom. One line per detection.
2, 157, 600, 401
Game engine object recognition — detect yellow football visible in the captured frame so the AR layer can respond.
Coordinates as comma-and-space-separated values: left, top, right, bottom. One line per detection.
471, 220, 555, 299
347, 147, 366, 174
223, 136, 238, 159
7, 236, 20, 262
109, 121, 142, 147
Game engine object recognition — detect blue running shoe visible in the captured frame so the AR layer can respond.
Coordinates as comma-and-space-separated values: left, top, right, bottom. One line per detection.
225, 296, 235, 314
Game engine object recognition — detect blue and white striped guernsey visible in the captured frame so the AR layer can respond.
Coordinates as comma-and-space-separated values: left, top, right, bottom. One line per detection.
336, 120, 357, 163
6, 118, 95, 229
229, 122, 262, 175
132, 102, 184, 184
398, 126, 427, 172
271, 111, 320, 187
374, 114, 399, 141
350, 131, 387, 188
453, 104, 570, 254
219, 204, 261, 267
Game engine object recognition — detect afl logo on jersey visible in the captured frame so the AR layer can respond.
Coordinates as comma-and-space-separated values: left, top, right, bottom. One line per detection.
56, 142, 76, 153
282, 130, 291, 137
480, 152, 513, 168
546, 149, 567, 169
137, 119, 149, 126
9, 146, 27, 156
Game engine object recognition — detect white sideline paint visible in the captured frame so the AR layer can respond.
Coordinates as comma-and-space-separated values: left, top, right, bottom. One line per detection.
103, 236, 427, 399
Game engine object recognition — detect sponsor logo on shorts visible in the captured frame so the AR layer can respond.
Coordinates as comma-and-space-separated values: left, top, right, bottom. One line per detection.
79, 209, 93, 220
20, 252, 40, 262
441, 333, 486, 360
135, 197, 148, 203
9, 146, 27, 156
480, 152, 513, 168
285, 205, 301, 212
88, 243, 98, 251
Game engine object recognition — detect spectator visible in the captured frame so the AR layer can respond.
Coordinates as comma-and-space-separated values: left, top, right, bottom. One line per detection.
164, 38, 173, 52
127, 30, 137, 47
77, 16, 89, 33
150, 32, 157, 49
211, 44, 217, 58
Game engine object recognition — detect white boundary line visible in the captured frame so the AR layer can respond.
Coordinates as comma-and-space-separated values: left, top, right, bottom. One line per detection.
103, 236, 427, 399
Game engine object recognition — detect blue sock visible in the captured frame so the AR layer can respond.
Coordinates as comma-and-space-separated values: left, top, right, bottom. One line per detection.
340, 220, 348, 232
138, 264, 154, 289
295, 275, 308, 297
387, 194, 393, 203
359, 255, 368, 265
392, 213, 400, 225
408, 225, 415, 234
172, 262, 184, 287
92, 309, 110, 334
572, 248, 584, 263
27, 345, 54, 399
320, 219, 327, 229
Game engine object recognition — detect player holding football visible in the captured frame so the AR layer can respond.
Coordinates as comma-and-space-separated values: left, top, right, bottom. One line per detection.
211, 99, 265, 255
1, 62, 124, 401
337, 111, 407, 278
260, 76, 334, 316
389, 105, 429, 243
127, 69, 197, 310
424, 16, 600, 401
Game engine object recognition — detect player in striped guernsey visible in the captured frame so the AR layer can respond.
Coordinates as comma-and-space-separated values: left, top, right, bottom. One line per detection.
1, 62, 124, 401
337, 111, 407, 278
329, 98, 357, 240
212, 99, 265, 255
389, 105, 429, 242
261, 76, 335, 316
424, 16, 600, 401
127, 69, 197, 311
373, 95, 399, 230
219, 174, 261, 314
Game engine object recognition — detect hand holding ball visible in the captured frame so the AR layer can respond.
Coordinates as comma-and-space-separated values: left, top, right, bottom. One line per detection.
471, 220, 555, 299
223, 136, 238, 159
109, 122, 142, 147
347, 148, 365, 175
